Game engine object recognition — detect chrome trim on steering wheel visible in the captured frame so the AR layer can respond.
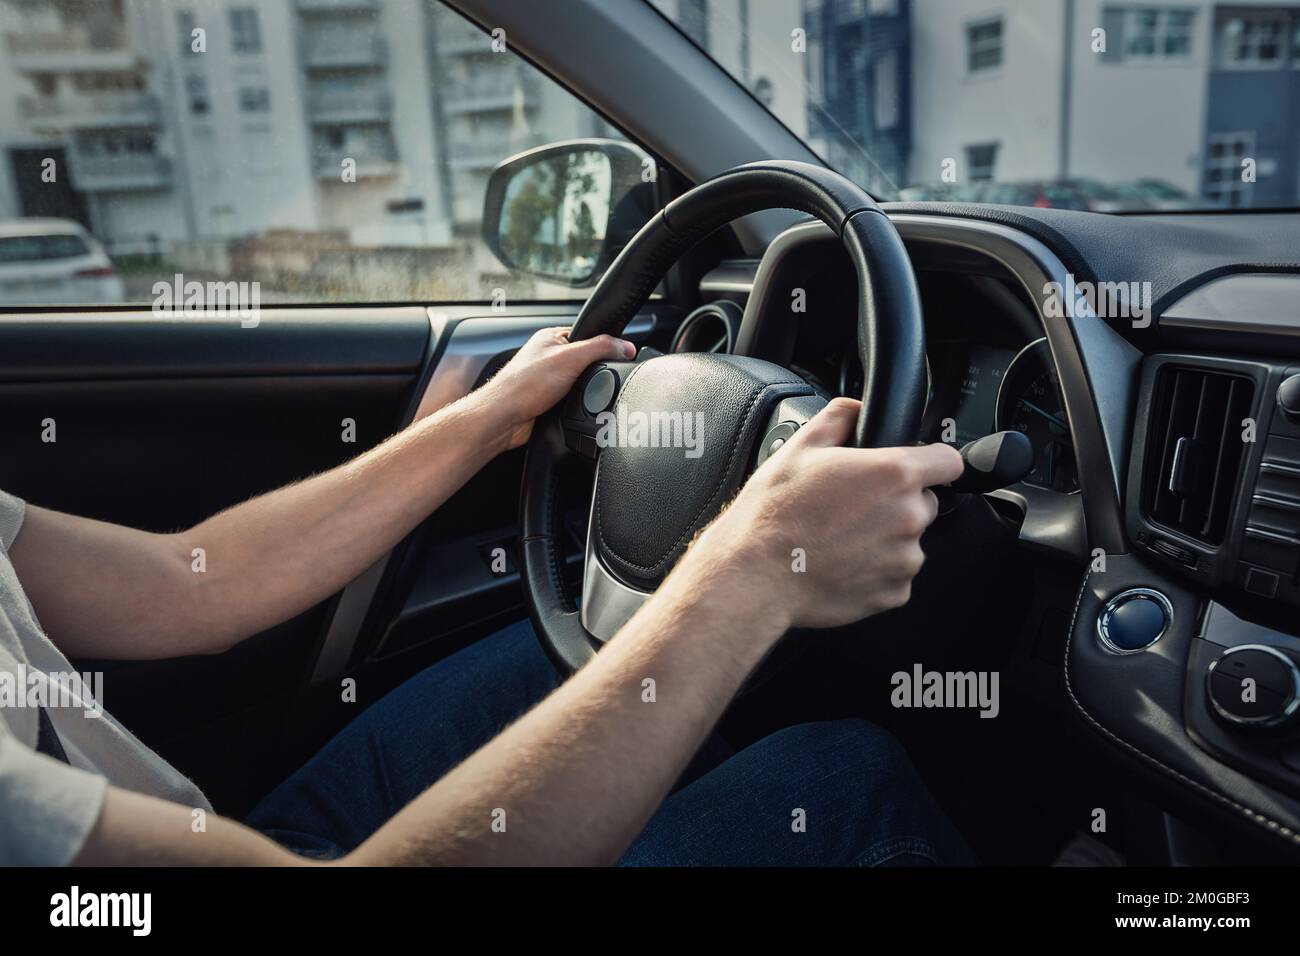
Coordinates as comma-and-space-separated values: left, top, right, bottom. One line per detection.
579, 486, 652, 642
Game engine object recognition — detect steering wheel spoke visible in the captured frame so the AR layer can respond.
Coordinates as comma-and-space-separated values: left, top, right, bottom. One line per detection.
751, 393, 829, 472
579, 489, 654, 642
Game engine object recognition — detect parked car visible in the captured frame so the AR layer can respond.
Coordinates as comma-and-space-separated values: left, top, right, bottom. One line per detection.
1059, 178, 1156, 212
0, 218, 124, 305
1129, 178, 1198, 210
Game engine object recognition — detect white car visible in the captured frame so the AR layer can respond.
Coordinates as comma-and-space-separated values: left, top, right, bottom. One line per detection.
0, 218, 125, 306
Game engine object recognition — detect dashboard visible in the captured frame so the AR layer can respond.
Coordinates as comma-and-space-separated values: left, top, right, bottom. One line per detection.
677, 207, 1300, 859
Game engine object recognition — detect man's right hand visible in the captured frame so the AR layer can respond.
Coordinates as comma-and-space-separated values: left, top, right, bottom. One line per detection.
687, 397, 965, 631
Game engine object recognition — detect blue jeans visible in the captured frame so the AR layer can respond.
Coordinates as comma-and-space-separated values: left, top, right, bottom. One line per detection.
246, 619, 973, 866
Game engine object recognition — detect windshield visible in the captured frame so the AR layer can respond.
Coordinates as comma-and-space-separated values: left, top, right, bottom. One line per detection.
649, 0, 1298, 212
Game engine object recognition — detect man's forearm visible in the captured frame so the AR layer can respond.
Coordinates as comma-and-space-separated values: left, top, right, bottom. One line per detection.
76, 522, 789, 868
20, 392, 513, 660
347, 520, 788, 866
173, 393, 514, 653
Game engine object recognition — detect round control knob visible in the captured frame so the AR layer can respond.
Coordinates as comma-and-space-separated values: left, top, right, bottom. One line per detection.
1278, 374, 1300, 417
1097, 588, 1172, 654
582, 368, 619, 416
1206, 644, 1300, 730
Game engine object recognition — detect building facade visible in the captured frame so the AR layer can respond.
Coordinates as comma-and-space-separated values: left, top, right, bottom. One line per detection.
0, 0, 612, 282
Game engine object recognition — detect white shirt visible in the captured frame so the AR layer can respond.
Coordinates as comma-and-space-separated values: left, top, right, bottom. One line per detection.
0, 489, 211, 865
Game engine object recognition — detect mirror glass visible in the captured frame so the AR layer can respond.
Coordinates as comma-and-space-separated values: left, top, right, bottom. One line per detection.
497, 150, 613, 283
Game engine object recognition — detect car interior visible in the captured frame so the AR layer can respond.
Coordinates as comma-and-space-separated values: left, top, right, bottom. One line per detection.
3, 0, 1300, 869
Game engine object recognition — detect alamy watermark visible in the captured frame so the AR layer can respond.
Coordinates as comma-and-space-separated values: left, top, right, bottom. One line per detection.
0, 665, 103, 719
50, 886, 150, 936
1042, 272, 1152, 329
594, 407, 705, 459
152, 273, 261, 328
891, 664, 1000, 719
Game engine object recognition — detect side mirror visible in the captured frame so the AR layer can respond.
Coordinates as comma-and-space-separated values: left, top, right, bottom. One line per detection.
482, 139, 656, 287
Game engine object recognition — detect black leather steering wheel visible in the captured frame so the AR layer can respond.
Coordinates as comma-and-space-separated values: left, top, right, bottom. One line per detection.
520, 160, 927, 673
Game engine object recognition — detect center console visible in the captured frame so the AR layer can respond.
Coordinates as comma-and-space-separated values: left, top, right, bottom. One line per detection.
1067, 353, 1300, 853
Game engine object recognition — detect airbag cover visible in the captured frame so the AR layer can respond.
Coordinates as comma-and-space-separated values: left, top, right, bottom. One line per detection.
592, 352, 811, 590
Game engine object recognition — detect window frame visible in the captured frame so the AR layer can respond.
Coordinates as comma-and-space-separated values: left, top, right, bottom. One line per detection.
1116, 6, 1196, 64
1215, 11, 1293, 70
1203, 130, 1256, 208
965, 141, 999, 182
965, 16, 1005, 74
237, 86, 271, 113
228, 7, 263, 56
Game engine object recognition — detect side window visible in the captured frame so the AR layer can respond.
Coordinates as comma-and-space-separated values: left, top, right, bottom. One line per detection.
0, 0, 654, 306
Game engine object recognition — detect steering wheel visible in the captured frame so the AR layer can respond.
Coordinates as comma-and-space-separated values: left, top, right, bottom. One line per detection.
519, 160, 927, 673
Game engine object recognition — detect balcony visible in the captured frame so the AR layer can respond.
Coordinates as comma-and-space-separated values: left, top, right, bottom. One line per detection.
437, 24, 493, 55
296, 0, 379, 11
441, 75, 540, 115
20, 92, 160, 130
307, 89, 392, 123
448, 136, 547, 171
4, 29, 138, 72
313, 146, 398, 179
69, 154, 172, 192
301, 33, 387, 69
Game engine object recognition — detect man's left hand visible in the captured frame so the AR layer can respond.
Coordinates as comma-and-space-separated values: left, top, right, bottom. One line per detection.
477, 327, 636, 449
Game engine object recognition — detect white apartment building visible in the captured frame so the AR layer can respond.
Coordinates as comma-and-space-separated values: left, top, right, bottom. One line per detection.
909, 0, 1300, 205
0, 0, 616, 266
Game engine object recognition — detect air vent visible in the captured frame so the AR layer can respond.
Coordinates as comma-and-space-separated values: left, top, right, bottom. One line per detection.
1144, 366, 1255, 545
671, 300, 742, 354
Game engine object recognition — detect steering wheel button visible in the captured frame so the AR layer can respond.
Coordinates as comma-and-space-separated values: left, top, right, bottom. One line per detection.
582, 368, 619, 416
756, 422, 799, 467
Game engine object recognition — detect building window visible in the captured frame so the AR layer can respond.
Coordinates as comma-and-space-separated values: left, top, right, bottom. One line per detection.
965, 142, 999, 181
177, 11, 198, 56
185, 73, 209, 116
874, 49, 899, 130
229, 8, 262, 55
238, 87, 271, 112
966, 18, 1003, 73
1120, 7, 1195, 61
1204, 131, 1254, 207
1217, 13, 1289, 67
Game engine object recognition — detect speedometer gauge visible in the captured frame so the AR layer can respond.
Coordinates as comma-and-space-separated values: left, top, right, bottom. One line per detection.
994, 338, 1079, 494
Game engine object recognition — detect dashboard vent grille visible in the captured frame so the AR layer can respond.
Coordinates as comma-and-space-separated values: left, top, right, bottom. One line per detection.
1144, 366, 1254, 546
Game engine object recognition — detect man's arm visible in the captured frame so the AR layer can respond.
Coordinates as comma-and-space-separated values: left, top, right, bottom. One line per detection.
9, 329, 633, 660
73, 399, 963, 865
